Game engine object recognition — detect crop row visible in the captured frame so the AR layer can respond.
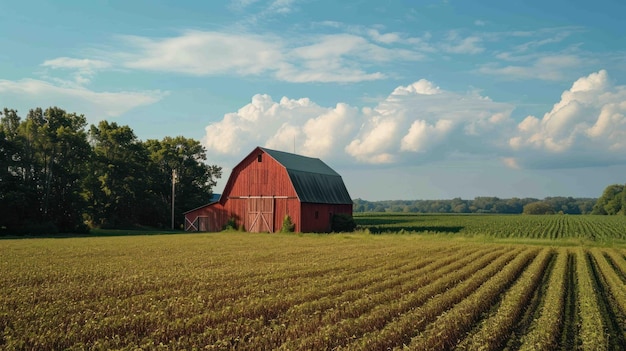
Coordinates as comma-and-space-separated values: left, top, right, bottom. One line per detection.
2, 234, 626, 350
357, 214, 626, 241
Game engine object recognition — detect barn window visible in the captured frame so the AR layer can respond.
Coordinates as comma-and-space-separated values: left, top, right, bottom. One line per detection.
257, 154, 262, 162
315, 211, 319, 219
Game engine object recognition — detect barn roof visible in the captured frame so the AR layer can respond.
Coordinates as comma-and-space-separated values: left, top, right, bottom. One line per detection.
260, 147, 352, 204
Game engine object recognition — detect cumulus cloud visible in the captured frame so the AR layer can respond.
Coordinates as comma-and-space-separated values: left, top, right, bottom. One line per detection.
0, 78, 166, 120
400, 119, 454, 152
509, 70, 626, 167
346, 80, 513, 163
204, 71, 626, 171
203, 94, 357, 159
203, 78, 514, 165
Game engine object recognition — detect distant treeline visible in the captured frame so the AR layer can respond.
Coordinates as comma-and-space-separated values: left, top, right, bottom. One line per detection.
353, 196, 599, 215
0, 107, 221, 235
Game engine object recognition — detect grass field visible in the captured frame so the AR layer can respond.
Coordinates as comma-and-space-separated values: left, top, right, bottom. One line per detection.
2, 214, 626, 350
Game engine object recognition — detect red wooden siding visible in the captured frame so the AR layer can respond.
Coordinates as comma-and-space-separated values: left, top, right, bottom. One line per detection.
223, 150, 300, 232
184, 202, 229, 232
184, 147, 352, 233
300, 203, 353, 232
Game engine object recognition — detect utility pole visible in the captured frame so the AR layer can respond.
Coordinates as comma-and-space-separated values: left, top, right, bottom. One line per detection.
171, 169, 177, 230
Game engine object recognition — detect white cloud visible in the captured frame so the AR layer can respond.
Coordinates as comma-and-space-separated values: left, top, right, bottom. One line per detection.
204, 71, 626, 173
122, 31, 283, 76
345, 115, 401, 163
230, 0, 297, 22
441, 32, 484, 54
346, 81, 513, 163
268, 0, 295, 14
478, 54, 583, 81
204, 79, 514, 166
0, 78, 166, 120
279, 33, 419, 82
203, 94, 354, 158
391, 79, 441, 96
400, 119, 454, 152
368, 29, 402, 44
116, 29, 422, 83
40, 57, 112, 86
509, 70, 626, 167
42, 57, 111, 70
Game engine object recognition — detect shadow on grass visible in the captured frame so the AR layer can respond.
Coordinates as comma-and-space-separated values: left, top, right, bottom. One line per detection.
365, 225, 465, 234
354, 217, 422, 226
0, 228, 187, 239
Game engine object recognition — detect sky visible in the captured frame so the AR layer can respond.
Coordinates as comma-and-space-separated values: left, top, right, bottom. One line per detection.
1, 0, 625, 201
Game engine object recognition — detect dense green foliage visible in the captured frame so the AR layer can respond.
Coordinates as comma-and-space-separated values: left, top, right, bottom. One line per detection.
592, 183, 626, 215
331, 213, 357, 232
353, 196, 596, 214
2, 232, 625, 350
0, 107, 221, 234
522, 201, 555, 215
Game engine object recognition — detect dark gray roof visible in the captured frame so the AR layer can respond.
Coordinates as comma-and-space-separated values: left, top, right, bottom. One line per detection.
261, 147, 352, 204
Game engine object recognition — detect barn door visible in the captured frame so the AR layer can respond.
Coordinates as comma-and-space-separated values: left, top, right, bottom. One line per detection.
246, 197, 274, 232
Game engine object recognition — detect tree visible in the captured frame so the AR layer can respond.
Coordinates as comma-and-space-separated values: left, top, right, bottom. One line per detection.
592, 184, 624, 215
0, 109, 25, 231
523, 201, 555, 215
37, 107, 91, 232
144, 136, 222, 229
4, 107, 92, 233
280, 215, 295, 232
86, 121, 150, 227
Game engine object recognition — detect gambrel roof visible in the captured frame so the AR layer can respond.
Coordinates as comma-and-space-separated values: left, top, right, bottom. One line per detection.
260, 147, 352, 204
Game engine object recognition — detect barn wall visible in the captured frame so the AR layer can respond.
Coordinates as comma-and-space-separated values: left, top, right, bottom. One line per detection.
222, 198, 247, 230
226, 151, 298, 199
300, 203, 353, 233
209, 149, 301, 232
273, 198, 301, 232
184, 203, 230, 232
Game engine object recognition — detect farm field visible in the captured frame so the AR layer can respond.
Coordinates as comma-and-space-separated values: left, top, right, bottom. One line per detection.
1, 215, 626, 350
356, 213, 626, 242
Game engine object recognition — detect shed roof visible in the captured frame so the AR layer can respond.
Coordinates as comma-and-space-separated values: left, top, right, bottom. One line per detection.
260, 147, 352, 204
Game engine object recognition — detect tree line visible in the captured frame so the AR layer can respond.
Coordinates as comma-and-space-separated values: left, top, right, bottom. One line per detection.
353, 196, 598, 215
0, 107, 221, 235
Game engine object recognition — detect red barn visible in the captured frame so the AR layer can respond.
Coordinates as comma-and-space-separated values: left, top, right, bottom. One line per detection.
184, 146, 353, 233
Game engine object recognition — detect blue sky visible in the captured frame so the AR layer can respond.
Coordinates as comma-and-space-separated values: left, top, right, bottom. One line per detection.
1, 0, 625, 200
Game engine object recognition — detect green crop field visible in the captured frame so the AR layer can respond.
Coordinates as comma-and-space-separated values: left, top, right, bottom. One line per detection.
356, 213, 626, 242
2, 214, 626, 350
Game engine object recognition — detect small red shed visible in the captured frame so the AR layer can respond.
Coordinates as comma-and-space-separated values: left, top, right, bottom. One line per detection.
184, 147, 353, 233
